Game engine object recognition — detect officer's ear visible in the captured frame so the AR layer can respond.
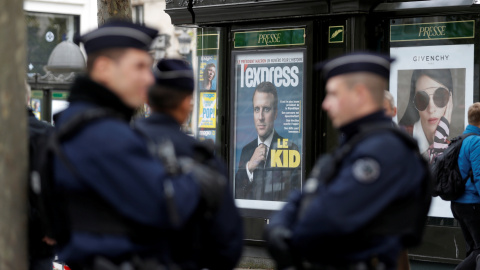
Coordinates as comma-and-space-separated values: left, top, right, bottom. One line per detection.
90, 56, 115, 83
353, 83, 372, 103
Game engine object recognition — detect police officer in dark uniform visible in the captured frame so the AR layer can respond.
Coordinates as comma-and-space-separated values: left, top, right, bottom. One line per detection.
26, 83, 56, 270
53, 21, 225, 269
264, 53, 431, 270
133, 59, 243, 270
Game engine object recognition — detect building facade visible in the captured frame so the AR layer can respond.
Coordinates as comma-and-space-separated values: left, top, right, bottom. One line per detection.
24, 0, 197, 129
24, 0, 97, 121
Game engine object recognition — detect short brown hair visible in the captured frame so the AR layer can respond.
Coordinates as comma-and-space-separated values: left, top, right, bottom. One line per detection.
344, 72, 387, 106
468, 103, 480, 126
253, 82, 278, 111
86, 48, 128, 75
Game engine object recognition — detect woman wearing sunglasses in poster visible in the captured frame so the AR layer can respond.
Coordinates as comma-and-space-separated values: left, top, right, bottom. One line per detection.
399, 69, 453, 163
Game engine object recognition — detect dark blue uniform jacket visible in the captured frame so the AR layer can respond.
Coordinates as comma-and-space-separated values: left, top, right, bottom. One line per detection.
134, 113, 243, 270
270, 111, 426, 269
54, 77, 202, 265
28, 109, 55, 260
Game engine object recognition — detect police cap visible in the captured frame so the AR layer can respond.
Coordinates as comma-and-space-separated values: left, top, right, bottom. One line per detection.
154, 59, 194, 93
76, 20, 158, 54
316, 52, 394, 81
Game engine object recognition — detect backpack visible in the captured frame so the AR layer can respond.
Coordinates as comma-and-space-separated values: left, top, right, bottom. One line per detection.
431, 133, 477, 201
29, 108, 122, 247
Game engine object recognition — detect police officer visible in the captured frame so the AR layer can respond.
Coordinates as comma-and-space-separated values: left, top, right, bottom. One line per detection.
53, 21, 225, 269
133, 59, 243, 270
26, 82, 56, 270
264, 52, 431, 270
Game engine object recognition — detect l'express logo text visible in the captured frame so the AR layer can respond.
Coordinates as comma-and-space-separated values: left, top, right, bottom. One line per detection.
240, 64, 299, 88
258, 33, 282, 45
418, 25, 447, 39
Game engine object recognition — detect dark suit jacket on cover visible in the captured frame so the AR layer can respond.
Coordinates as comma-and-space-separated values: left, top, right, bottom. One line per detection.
235, 131, 301, 201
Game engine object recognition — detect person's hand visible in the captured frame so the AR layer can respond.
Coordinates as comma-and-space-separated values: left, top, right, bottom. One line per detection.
247, 144, 267, 173
444, 94, 453, 124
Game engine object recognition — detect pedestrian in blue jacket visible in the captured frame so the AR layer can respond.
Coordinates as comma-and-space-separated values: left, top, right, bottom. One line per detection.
452, 102, 480, 270
53, 20, 225, 270
134, 59, 243, 270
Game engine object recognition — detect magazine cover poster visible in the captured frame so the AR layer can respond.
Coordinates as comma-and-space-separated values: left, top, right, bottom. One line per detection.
198, 55, 217, 91
30, 98, 42, 120
390, 44, 474, 218
198, 92, 217, 129
233, 50, 304, 210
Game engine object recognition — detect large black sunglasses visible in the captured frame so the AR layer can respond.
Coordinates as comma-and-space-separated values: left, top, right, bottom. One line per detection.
414, 87, 450, 111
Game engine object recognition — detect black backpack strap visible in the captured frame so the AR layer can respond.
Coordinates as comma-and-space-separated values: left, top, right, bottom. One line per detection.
56, 108, 124, 141
300, 123, 431, 247
132, 123, 185, 227
351, 124, 431, 247
52, 108, 124, 182
457, 132, 477, 140
300, 123, 417, 216
34, 108, 124, 245
132, 123, 181, 176
49, 109, 166, 240
357, 123, 420, 151
327, 123, 419, 183
303, 123, 415, 193
455, 133, 477, 184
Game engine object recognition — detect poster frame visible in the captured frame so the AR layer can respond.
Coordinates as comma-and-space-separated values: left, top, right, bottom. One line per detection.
30, 90, 44, 120
198, 90, 217, 129
388, 15, 480, 227
229, 48, 307, 217
196, 28, 222, 145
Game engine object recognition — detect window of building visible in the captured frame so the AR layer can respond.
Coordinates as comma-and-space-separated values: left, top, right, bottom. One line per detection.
26, 12, 79, 74
132, 5, 144, 24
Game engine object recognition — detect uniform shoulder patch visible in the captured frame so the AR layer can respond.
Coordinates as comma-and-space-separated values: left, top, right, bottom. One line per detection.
352, 158, 380, 184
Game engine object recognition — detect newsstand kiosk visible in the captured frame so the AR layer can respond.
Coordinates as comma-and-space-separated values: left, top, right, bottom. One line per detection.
166, 1, 480, 268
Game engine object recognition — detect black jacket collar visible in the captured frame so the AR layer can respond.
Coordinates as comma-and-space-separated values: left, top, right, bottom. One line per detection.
147, 112, 180, 129
68, 76, 135, 121
339, 111, 391, 144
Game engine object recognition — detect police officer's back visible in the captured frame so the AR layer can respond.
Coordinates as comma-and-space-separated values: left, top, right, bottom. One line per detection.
52, 21, 222, 269
265, 53, 431, 270
134, 59, 243, 270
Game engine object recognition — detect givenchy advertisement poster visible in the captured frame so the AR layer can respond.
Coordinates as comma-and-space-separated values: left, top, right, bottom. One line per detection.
390, 44, 474, 218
